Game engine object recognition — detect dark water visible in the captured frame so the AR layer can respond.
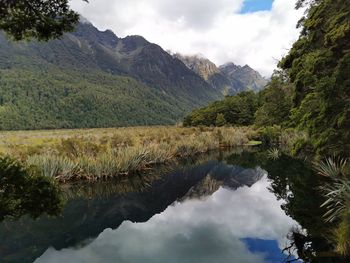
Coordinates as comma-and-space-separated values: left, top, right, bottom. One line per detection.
0, 149, 348, 262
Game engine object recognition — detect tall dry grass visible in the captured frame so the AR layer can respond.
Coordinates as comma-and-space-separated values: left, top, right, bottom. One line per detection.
0, 126, 256, 181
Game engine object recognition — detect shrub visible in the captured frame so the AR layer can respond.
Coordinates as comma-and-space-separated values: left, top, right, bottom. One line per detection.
257, 126, 282, 146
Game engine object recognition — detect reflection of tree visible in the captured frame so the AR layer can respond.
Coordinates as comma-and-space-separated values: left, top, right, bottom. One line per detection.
0, 157, 63, 221
226, 150, 350, 262
282, 227, 314, 263
0, 150, 264, 262
263, 154, 349, 262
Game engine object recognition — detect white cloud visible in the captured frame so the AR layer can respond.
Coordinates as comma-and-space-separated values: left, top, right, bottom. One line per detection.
69, 0, 303, 77
35, 177, 298, 263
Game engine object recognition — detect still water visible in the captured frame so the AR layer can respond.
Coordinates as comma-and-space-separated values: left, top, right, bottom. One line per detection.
0, 149, 345, 262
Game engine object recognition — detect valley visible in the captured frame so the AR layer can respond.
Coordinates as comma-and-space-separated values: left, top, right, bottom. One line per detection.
0, 21, 265, 130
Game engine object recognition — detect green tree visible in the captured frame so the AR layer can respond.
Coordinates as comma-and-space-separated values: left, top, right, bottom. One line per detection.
183, 91, 258, 127
279, 0, 350, 156
215, 113, 226, 127
255, 75, 293, 127
0, 0, 88, 41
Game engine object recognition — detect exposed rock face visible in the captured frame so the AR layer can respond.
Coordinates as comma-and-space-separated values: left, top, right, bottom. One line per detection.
173, 54, 220, 81
175, 54, 268, 95
219, 63, 268, 93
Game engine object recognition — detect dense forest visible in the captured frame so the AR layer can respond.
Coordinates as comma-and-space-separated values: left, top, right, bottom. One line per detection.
185, 0, 350, 157
183, 75, 291, 128
0, 66, 186, 129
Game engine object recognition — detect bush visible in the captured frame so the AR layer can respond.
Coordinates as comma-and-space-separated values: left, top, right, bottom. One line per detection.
257, 126, 282, 146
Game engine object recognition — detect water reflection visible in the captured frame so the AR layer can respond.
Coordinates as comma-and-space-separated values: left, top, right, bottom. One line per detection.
36, 176, 295, 263
2, 149, 346, 262
0, 157, 62, 221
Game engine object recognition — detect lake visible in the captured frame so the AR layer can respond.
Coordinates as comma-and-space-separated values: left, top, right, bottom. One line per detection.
0, 149, 347, 262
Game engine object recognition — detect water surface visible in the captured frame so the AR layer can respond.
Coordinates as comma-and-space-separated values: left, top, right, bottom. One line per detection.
0, 150, 346, 262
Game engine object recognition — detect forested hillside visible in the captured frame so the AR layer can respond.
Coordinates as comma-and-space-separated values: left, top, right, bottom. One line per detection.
0, 68, 186, 129
0, 21, 222, 130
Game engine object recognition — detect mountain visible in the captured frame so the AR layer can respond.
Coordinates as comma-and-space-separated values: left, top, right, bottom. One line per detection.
0, 21, 222, 130
219, 63, 268, 92
172, 54, 220, 81
174, 54, 268, 95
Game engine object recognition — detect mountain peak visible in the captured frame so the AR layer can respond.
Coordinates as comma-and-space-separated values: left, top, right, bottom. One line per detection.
79, 15, 92, 25
174, 54, 267, 94
173, 53, 219, 81
220, 62, 267, 92
220, 62, 239, 68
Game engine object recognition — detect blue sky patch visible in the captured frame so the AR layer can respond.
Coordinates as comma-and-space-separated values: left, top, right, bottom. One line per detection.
241, 238, 299, 263
240, 0, 274, 14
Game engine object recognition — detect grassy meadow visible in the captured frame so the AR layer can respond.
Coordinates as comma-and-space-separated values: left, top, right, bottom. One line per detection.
0, 126, 257, 181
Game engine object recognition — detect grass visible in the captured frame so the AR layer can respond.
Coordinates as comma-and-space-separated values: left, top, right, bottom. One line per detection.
314, 156, 350, 256
0, 126, 256, 181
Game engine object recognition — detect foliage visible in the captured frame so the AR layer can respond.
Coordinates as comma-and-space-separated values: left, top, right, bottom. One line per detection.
267, 148, 281, 160
257, 126, 282, 146
254, 75, 293, 127
314, 156, 350, 255
314, 156, 348, 179
215, 113, 226, 127
183, 91, 258, 127
0, 68, 186, 129
0, 0, 87, 41
0, 156, 63, 221
279, 0, 350, 156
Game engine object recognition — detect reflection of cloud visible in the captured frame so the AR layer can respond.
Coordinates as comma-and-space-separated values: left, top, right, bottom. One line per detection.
36, 177, 297, 263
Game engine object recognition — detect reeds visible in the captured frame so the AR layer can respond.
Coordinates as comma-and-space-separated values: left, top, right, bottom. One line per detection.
2, 126, 255, 181
27, 154, 78, 180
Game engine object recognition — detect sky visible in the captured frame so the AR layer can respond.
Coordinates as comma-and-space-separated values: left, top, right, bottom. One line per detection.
69, 0, 304, 77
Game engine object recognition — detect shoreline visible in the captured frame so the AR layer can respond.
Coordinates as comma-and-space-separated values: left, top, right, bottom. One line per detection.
0, 126, 258, 182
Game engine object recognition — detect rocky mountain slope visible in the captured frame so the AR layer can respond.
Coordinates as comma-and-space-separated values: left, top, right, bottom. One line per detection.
174, 54, 268, 95
0, 21, 222, 129
219, 63, 268, 92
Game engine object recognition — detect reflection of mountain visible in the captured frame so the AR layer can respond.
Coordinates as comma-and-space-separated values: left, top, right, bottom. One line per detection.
0, 159, 264, 262
182, 163, 265, 200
